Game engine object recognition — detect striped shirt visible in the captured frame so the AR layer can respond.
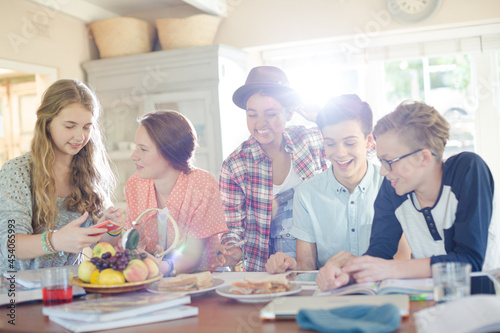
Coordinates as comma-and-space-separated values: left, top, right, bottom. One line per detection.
219, 125, 328, 271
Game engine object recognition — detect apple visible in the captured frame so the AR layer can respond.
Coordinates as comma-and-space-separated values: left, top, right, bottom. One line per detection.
92, 241, 116, 259
142, 258, 159, 279
78, 260, 97, 283
123, 259, 149, 282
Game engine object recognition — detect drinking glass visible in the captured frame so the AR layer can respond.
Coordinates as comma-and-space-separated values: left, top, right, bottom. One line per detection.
41, 267, 73, 307
432, 262, 471, 302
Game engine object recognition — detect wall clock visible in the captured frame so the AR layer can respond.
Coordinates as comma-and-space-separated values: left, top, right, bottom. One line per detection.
386, 0, 443, 25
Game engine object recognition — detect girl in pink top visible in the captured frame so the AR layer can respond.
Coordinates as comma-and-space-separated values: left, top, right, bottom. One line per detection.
125, 110, 228, 276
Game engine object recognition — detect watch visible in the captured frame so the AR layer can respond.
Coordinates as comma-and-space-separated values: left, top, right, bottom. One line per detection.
386, 0, 442, 25
163, 258, 176, 277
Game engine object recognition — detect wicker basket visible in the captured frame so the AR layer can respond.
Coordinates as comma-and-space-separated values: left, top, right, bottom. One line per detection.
156, 14, 222, 50
89, 17, 157, 58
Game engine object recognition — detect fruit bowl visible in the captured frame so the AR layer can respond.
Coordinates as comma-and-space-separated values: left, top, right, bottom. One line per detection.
73, 274, 162, 293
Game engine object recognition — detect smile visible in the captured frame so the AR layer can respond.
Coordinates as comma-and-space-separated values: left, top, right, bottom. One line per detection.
256, 129, 271, 135
389, 178, 399, 188
68, 143, 82, 149
335, 160, 353, 169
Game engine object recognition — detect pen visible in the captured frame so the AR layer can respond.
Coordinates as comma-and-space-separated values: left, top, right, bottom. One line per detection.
216, 240, 246, 256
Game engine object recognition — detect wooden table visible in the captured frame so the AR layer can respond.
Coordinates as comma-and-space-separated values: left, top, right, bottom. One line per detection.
0, 287, 432, 333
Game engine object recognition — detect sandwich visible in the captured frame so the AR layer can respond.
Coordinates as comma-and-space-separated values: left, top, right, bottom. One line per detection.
230, 273, 290, 295
158, 271, 213, 292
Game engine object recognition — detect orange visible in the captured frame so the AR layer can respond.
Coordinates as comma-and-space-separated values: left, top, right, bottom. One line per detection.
99, 268, 125, 285
90, 269, 100, 284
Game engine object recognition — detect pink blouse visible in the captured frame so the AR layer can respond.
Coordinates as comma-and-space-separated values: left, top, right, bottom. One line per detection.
125, 169, 228, 271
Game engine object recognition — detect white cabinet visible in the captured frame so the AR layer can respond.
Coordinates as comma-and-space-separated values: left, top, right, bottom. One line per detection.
83, 44, 248, 206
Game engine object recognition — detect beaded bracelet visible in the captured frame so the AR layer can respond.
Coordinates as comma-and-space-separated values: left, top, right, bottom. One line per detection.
46, 231, 56, 253
41, 231, 55, 254
50, 230, 65, 257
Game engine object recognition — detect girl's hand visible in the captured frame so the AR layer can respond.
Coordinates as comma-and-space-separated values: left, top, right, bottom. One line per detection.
146, 244, 165, 267
212, 243, 242, 268
100, 206, 125, 227
51, 212, 105, 253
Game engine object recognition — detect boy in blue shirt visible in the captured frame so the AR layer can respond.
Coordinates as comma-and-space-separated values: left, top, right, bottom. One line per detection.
266, 94, 410, 273
317, 100, 495, 290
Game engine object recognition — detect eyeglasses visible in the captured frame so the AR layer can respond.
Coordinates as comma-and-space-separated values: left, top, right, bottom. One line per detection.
379, 148, 436, 171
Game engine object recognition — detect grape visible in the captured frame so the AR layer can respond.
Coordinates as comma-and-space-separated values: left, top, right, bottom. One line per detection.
109, 256, 118, 264
102, 261, 110, 269
115, 252, 123, 258
111, 263, 118, 270
140, 253, 147, 260
90, 257, 99, 265
124, 249, 131, 256
102, 252, 111, 260
121, 258, 129, 266
118, 263, 127, 271
95, 261, 102, 270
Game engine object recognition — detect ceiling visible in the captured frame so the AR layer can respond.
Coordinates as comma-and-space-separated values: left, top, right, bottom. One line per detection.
27, 0, 226, 22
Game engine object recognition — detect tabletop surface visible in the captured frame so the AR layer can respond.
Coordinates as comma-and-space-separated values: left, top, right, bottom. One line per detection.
0, 271, 432, 333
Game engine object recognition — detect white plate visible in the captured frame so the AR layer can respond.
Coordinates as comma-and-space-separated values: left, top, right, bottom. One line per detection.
146, 278, 225, 296
216, 283, 302, 303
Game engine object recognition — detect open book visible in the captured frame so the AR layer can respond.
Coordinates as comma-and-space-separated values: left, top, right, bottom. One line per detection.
42, 292, 191, 322
49, 305, 198, 333
317, 278, 434, 299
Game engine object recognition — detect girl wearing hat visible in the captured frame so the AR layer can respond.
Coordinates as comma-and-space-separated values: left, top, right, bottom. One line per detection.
0, 79, 123, 275
216, 66, 328, 272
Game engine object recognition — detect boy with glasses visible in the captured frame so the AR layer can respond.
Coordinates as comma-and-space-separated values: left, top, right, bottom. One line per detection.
317, 100, 497, 291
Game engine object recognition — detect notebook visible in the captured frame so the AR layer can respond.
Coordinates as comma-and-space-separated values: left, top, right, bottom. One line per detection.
260, 294, 410, 320
49, 305, 198, 333
414, 295, 500, 333
42, 293, 191, 322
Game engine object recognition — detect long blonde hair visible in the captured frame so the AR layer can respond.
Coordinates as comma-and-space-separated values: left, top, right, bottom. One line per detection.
30, 79, 115, 232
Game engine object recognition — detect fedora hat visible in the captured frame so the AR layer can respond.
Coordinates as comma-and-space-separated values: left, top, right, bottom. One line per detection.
232, 66, 301, 109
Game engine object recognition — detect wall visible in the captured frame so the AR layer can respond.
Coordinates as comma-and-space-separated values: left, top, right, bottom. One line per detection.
2, 0, 499, 76
0, 0, 95, 80
215, 0, 500, 49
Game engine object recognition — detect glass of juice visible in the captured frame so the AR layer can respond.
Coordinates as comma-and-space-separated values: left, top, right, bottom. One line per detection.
41, 267, 73, 307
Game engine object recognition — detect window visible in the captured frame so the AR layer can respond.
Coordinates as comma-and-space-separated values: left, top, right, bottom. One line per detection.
384, 55, 475, 158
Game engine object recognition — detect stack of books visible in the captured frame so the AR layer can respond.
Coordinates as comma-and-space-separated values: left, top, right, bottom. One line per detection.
42, 292, 198, 332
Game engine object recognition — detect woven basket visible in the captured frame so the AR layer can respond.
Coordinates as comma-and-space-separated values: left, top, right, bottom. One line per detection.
90, 17, 157, 58
156, 14, 222, 50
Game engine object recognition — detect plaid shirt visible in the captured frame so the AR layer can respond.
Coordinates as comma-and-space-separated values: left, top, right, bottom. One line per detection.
219, 125, 328, 271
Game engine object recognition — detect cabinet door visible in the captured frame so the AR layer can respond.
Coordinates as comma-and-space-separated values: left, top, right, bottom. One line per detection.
144, 90, 219, 176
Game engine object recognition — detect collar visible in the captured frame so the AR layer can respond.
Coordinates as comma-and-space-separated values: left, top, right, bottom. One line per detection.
332, 162, 375, 195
